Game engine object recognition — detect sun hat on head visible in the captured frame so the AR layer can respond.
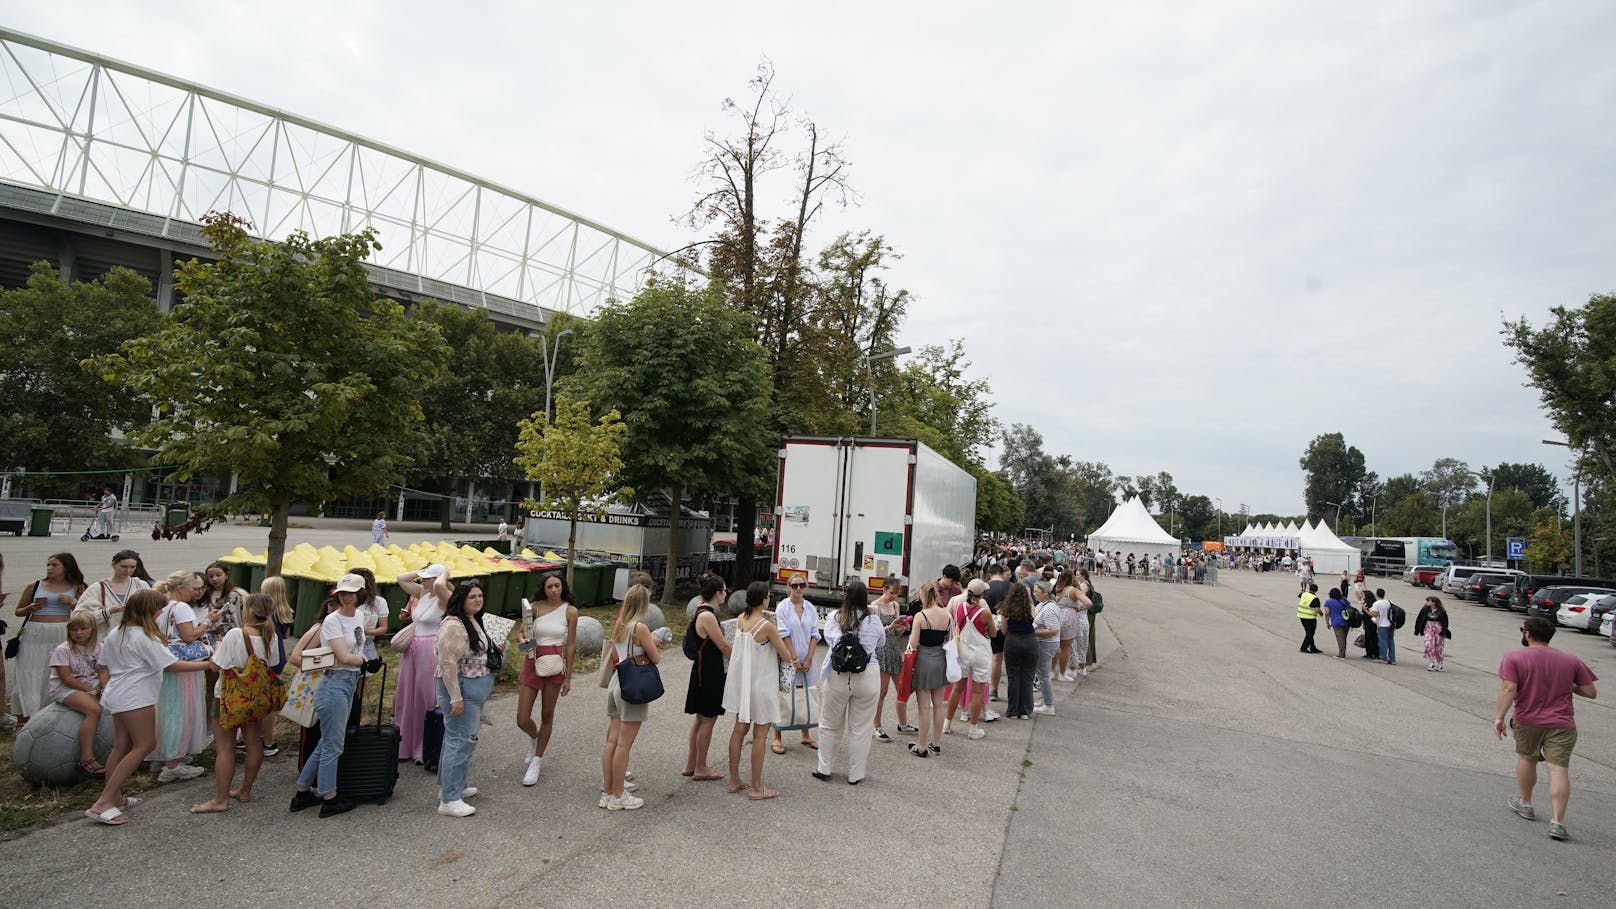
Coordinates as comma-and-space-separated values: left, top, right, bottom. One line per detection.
418, 563, 448, 579
966, 578, 990, 595
334, 574, 365, 593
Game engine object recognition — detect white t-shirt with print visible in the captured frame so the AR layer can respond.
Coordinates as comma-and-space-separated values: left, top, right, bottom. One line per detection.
321, 610, 367, 671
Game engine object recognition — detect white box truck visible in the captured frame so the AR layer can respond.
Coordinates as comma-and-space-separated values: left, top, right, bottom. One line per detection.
771, 436, 976, 601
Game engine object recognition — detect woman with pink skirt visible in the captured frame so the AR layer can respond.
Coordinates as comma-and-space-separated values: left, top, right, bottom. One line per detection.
396, 564, 452, 763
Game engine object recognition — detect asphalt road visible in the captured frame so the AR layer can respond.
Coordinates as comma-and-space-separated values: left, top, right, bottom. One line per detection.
2, 535, 1612, 907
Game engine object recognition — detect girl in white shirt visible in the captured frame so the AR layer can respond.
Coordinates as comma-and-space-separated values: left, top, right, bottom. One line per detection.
86, 590, 213, 826
191, 593, 284, 814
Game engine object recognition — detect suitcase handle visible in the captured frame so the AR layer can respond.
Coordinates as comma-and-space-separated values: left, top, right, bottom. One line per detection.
357, 661, 388, 728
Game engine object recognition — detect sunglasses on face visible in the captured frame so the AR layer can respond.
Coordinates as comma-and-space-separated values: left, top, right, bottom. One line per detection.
789, 582, 806, 589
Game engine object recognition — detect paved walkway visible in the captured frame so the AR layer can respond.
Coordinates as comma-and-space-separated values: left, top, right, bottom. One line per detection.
1, 560, 1611, 907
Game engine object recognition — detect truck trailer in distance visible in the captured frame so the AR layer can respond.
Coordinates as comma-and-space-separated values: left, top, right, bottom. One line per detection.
771, 436, 976, 602
1355, 536, 1458, 575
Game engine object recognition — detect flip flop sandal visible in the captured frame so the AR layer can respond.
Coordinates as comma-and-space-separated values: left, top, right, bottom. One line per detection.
691, 772, 725, 781
85, 807, 128, 826
801, 740, 819, 750
77, 760, 106, 777
770, 744, 787, 755
120, 797, 143, 809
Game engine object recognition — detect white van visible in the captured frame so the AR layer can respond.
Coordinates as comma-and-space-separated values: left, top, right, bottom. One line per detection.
1441, 564, 1522, 597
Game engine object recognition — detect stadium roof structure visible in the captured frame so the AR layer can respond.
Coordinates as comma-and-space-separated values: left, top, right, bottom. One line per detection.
0, 27, 689, 317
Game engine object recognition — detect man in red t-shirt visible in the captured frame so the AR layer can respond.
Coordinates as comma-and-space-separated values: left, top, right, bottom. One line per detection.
1494, 616, 1598, 841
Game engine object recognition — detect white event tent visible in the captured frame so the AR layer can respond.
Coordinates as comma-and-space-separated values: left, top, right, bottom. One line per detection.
1087, 496, 1181, 561
1299, 519, 1362, 574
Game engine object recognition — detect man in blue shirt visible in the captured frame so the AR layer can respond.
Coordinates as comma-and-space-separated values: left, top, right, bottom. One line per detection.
1322, 587, 1353, 659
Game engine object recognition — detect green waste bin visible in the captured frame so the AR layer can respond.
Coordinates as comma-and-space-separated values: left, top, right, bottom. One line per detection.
247, 563, 267, 595
225, 561, 252, 591
164, 503, 190, 529
290, 576, 330, 637
570, 563, 606, 607
28, 506, 54, 537
380, 583, 410, 633
482, 572, 512, 618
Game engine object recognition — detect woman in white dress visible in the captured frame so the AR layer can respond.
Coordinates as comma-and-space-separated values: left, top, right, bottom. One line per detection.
722, 582, 796, 799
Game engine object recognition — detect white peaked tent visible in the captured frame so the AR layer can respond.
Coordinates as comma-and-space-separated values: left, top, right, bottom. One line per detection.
1087, 496, 1181, 561
1299, 519, 1361, 574
1283, 520, 1301, 537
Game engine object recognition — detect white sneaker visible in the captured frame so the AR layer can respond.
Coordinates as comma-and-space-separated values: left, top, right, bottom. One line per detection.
523, 757, 542, 786
437, 799, 476, 817
598, 791, 611, 809
983, 710, 1001, 722
607, 793, 644, 811
459, 787, 478, 799
1077, 667, 1088, 677
942, 720, 953, 735
958, 711, 970, 723
1033, 705, 1056, 716
1058, 672, 1077, 682
623, 769, 635, 781
158, 764, 205, 783
623, 779, 638, 792
967, 726, 986, 740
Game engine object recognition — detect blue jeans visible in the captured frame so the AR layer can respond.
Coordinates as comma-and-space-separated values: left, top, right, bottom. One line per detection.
1037, 640, 1059, 707
1377, 626, 1395, 663
436, 674, 493, 803
296, 669, 358, 797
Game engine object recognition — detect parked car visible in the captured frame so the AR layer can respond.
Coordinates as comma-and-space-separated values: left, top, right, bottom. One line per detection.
1486, 585, 1514, 609
1464, 573, 1517, 604
1515, 573, 1616, 611
1554, 592, 1616, 632
1413, 565, 1446, 588
1527, 586, 1616, 621
1602, 609, 1614, 643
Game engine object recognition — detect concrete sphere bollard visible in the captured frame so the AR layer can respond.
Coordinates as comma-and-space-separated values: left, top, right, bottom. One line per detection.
723, 589, 750, 618
574, 616, 604, 657
643, 603, 666, 634
13, 702, 116, 787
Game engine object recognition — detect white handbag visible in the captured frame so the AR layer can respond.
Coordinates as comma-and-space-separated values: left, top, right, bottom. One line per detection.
301, 646, 336, 671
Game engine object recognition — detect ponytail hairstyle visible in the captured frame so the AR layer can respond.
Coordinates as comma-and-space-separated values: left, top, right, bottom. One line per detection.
122, 589, 167, 644
698, 572, 725, 604
260, 575, 295, 624
838, 581, 869, 635
350, 567, 378, 607
240, 593, 276, 656
613, 585, 650, 644
742, 581, 769, 617
444, 580, 486, 653
919, 582, 939, 611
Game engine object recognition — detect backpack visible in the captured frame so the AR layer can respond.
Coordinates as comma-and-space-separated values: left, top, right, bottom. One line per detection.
1342, 605, 1361, 629
829, 621, 871, 673
1388, 603, 1407, 630
1088, 587, 1104, 614
683, 606, 712, 660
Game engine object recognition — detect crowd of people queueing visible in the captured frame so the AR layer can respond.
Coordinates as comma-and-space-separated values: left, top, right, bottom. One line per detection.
2, 543, 1107, 824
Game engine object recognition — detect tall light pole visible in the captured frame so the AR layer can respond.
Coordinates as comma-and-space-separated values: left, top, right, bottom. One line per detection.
1468, 469, 1494, 567
866, 345, 912, 436
1324, 500, 1342, 527
1215, 497, 1222, 539
1542, 439, 1582, 576
542, 328, 574, 422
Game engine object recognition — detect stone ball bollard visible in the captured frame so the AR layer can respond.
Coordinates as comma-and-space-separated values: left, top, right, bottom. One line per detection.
723, 589, 750, 618
13, 702, 116, 787
643, 603, 666, 634
574, 615, 605, 657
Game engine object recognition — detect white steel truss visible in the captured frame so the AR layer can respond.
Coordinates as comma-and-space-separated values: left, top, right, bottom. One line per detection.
0, 27, 682, 315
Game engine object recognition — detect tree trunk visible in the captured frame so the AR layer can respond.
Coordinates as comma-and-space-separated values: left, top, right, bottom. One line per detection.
662, 484, 682, 607
266, 500, 291, 578
439, 477, 454, 532
566, 510, 578, 593
735, 498, 758, 586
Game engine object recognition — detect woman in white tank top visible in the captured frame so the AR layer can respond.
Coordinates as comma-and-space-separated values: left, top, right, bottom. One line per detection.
396, 564, 452, 763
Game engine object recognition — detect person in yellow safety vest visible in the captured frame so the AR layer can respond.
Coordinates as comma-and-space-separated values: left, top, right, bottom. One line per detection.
1296, 583, 1324, 654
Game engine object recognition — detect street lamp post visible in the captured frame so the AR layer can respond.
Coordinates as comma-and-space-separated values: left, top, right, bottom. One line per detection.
1468, 469, 1494, 567
1215, 498, 1222, 539
1324, 501, 1342, 527
1542, 439, 1582, 576
536, 328, 574, 508
866, 345, 912, 436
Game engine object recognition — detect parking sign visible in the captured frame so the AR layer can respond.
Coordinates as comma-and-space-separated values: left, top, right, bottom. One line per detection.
1506, 537, 1525, 560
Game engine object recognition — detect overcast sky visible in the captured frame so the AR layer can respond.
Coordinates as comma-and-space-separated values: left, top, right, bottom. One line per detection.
11, 1, 1613, 518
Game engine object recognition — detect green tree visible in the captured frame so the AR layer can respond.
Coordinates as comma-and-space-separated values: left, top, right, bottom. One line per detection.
410, 301, 547, 529
515, 395, 630, 590
1000, 424, 1078, 533
970, 464, 1024, 535
567, 277, 771, 605
1488, 462, 1563, 513
1504, 293, 1616, 484
880, 341, 998, 469
1381, 473, 1422, 507
90, 213, 448, 575
1523, 514, 1571, 573
1420, 457, 1478, 537
1177, 495, 1217, 541
1380, 492, 1440, 537
0, 263, 161, 482
1450, 488, 1534, 562
1298, 433, 1367, 520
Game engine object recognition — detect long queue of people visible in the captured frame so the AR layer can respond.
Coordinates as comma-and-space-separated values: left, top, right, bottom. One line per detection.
3, 547, 1108, 825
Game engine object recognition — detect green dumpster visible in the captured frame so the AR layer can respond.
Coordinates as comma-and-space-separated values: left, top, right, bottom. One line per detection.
247, 563, 267, 595
380, 583, 410, 632
28, 506, 54, 537
164, 503, 190, 529
290, 576, 330, 637
225, 561, 252, 591
482, 572, 512, 618
569, 562, 606, 607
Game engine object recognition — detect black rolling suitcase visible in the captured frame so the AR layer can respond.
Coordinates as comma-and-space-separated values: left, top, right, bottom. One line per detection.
422, 707, 445, 772
336, 664, 401, 804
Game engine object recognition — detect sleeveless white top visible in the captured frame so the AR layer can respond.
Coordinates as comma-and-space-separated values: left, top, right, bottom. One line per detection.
412, 591, 444, 635
530, 603, 569, 647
